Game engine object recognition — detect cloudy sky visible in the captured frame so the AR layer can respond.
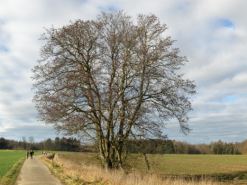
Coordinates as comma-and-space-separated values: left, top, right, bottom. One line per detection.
0, 0, 246, 143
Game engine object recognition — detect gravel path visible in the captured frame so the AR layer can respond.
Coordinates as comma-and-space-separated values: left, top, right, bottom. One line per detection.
16, 157, 62, 185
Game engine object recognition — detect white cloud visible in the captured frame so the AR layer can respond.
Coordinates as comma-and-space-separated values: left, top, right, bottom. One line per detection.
0, 0, 246, 143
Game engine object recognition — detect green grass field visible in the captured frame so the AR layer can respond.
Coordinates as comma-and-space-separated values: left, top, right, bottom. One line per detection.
58, 152, 247, 177
0, 150, 25, 184
130, 154, 247, 175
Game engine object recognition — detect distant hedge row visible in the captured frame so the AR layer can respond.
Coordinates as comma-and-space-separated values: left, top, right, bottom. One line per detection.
0, 137, 243, 154
126, 139, 241, 154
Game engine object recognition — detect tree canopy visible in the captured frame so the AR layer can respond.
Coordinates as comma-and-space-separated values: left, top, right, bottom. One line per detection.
33, 11, 195, 168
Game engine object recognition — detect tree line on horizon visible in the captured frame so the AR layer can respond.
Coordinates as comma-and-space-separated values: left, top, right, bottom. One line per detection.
0, 137, 82, 151
0, 137, 243, 155
127, 139, 241, 154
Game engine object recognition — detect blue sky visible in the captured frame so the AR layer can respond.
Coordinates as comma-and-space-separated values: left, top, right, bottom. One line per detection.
0, 0, 247, 144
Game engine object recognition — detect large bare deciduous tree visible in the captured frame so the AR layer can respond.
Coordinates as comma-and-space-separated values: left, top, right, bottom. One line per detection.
33, 11, 195, 169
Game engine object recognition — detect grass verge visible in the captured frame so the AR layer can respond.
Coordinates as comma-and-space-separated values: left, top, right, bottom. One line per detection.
41, 153, 222, 185
41, 155, 99, 185
0, 157, 25, 185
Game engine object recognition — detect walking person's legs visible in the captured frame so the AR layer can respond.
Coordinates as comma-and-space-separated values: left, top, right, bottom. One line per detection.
30, 151, 34, 159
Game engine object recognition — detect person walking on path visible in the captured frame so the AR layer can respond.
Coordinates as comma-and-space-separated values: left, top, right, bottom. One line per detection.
17, 157, 62, 185
30, 150, 34, 159
26, 150, 29, 159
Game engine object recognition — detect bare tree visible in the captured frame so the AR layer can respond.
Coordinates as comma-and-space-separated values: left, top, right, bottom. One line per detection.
28, 136, 34, 149
33, 11, 195, 169
22, 136, 27, 150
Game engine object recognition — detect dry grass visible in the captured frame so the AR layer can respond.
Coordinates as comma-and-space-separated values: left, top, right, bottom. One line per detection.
42, 154, 223, 185
57, 152, 247, 175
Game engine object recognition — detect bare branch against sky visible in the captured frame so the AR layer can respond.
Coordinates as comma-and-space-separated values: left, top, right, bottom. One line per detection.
33, 12, 195, 168
0, 0, 247, 143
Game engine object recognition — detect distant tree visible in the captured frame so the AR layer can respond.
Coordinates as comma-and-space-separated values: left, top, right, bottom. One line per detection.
211, 140, 240, 155
0, 137, 8, 149
44, 138, 53, 150
33, 11, 195, 168
59, 137, 81, 151
126, 139, 175, 154
54, 137, 60, 150
196, 144, 211, 154
28, 136, 34, 149
22, 136, 27, 150
162, 140, 175, 154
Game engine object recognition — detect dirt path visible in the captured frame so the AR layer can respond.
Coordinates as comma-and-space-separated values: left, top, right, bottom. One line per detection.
16, 157, 62, 185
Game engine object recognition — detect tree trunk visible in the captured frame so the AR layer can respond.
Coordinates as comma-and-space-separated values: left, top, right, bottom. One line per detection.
98, 139, 124, 169
105, 158, 113, 169
143, 153, 150, 171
